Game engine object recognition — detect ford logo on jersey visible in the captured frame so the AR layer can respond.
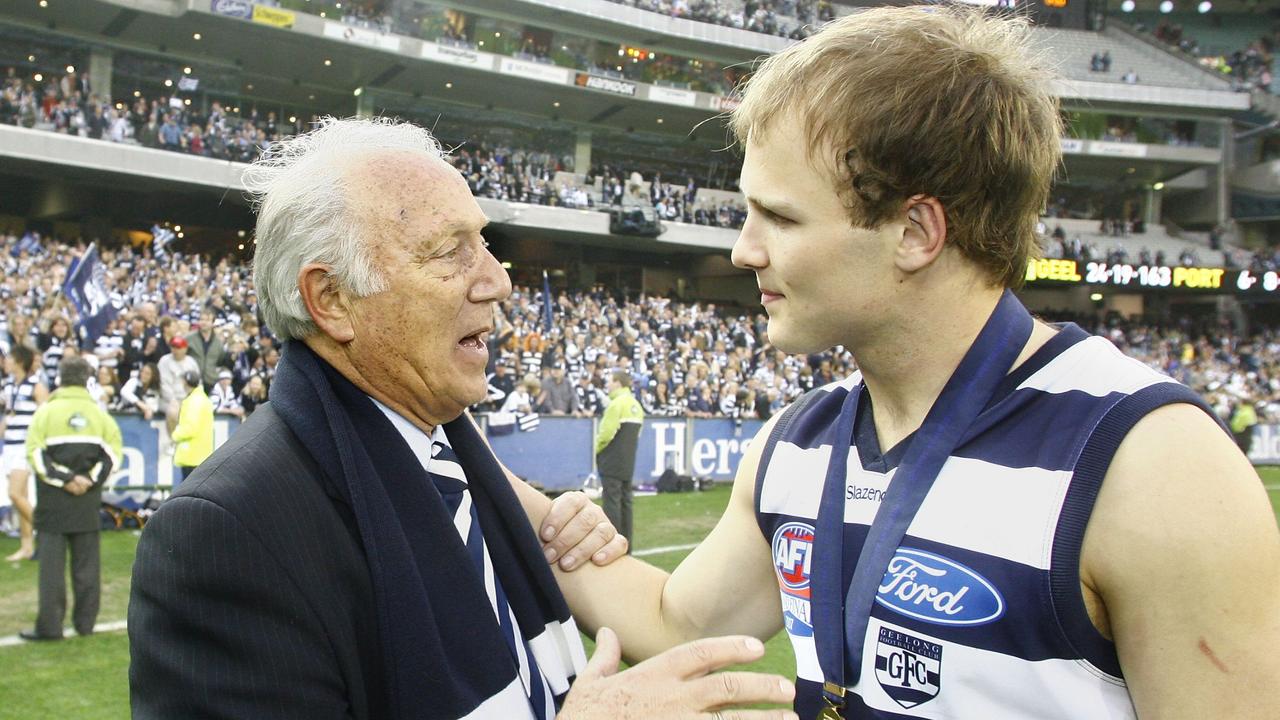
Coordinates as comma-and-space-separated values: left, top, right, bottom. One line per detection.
772, 522, 814, 637
875, 548, 1004, 626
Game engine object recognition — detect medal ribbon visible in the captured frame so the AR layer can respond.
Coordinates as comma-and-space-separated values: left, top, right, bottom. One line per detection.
810, 290, 1033, 716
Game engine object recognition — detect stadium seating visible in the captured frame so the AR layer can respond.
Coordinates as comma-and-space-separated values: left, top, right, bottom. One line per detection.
1031, 26, 1234, 91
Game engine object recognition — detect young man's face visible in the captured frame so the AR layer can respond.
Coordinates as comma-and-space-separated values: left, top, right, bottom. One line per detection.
732, 116, 905, 355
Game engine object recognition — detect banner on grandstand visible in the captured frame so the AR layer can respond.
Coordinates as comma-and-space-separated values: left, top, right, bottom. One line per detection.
177, 76, 199, 92
422, 42, 489, 68
1059, 138, 1085, 154
1248, 424, 1280, 465
574, 73, 637, 97
323, 21, 400, 52
210, 0, 253, 20
1088, 141, 1148, 159
485, 416, 764, 489
62, 243, 120, 345
710, 95, 740, 112
647, 86, 696, 107
105, 414, 240, 507
499, 58, 570, 85
252, 5, 296, 29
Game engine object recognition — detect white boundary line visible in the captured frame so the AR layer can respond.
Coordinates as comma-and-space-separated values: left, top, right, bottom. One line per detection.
0, 619, 127, 648
634, 542, 700, 557
1265, 483, 1280, 491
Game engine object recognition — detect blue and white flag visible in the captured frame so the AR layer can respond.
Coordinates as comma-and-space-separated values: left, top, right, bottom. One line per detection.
151, 225, 175, 260
62, 243, 120, 346
13, 232, 43, 257
541, 269, 554, 333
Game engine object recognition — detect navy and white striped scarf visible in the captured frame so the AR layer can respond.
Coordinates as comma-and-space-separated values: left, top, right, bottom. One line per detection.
270, 342, 583, 719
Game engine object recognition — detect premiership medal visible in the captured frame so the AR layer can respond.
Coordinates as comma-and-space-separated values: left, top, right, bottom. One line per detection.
818, 701, 844, 720
818, 682, 845, 719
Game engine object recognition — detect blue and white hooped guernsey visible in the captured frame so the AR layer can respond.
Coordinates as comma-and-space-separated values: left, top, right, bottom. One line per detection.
755, 324, 1219, 719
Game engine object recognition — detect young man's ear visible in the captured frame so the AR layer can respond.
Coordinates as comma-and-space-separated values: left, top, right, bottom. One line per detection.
895, 194, 948, 273
298, 264, 356, 343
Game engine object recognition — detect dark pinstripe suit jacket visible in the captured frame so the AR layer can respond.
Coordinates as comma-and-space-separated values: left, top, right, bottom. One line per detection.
128, 403, 389, 719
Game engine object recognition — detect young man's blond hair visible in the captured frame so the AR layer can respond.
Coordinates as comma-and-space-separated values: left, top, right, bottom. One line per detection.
730, 5, 1062, 288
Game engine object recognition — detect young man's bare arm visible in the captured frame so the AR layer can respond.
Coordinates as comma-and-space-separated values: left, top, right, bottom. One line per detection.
1083, 403, 1280, 718
508, 413, 785, 663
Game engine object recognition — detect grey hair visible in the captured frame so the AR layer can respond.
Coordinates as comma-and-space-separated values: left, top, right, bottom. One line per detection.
242, 116, 448, 340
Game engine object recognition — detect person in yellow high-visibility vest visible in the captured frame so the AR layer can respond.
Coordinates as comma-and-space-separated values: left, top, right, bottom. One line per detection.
1229, 394, 1259, 456
171, 369, 213, 482
594, 370, 644, 548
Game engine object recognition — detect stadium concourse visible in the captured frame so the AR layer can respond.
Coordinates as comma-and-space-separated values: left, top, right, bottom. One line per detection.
1, 229, 1277, 428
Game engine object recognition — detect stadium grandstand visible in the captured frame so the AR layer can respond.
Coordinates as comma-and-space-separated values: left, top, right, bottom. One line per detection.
1, 0, 1280, 714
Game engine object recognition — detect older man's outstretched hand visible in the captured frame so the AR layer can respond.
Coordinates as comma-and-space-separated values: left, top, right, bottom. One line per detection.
539, 491, 629, 571
557, 628, 798, 720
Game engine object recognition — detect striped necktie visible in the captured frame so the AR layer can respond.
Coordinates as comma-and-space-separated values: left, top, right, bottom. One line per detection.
428, 434, 552, 719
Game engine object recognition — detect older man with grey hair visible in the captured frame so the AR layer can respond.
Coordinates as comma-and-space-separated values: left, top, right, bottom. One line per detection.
127, 117, 794, 720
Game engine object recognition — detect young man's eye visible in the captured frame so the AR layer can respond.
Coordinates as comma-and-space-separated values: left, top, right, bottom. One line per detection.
763, 208, 793, 225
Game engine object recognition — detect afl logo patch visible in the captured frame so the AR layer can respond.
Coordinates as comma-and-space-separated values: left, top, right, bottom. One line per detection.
772, 522, 815, 637
772, 522, 814, 596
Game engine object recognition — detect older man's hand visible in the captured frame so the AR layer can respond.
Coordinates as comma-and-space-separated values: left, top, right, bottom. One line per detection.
557, 628, 797, 720
539, 491, 628, 571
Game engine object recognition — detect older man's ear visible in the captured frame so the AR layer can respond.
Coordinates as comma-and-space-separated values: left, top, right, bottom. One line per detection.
298, 263, 356, 343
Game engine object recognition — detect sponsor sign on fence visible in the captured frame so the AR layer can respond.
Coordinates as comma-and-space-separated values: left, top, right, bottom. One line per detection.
575, 73, 638, 97
499, 58, 570, 84
648, 86, 697, 107
323, 21, 401, 52
211, 0, 253, 19
252, 5, 295, 28
422, 42, 490, 68
101, 413, 766, 499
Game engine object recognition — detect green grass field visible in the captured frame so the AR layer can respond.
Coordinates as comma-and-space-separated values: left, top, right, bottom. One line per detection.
1, 474, 1278, 719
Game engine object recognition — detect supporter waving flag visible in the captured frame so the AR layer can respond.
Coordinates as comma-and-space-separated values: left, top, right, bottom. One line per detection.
61, 242, 120, 346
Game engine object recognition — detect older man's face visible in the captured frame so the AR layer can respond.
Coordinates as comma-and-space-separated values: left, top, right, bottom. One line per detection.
344, 151, 511, 427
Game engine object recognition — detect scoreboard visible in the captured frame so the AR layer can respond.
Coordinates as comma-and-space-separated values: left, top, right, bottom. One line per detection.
1024, 259, 1278, 295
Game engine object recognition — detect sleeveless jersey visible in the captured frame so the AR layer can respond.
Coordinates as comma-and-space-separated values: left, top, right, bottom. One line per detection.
4, 373, 41, 446
755, 325, 1217, 719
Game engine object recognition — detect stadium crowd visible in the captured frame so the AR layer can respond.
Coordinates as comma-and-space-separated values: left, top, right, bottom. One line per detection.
2, 230, 1277, 432
603, 0, 836, 39
1, 68, 750, 230
1145, 19, 1277, 94
0, 68, 305, 162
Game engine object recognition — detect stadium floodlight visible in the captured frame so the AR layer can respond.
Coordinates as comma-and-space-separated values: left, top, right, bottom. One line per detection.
445, 82, 453, 89
33, 73, 42, 82
1153, 182, 1165, 190
183, 66, 191, 74
1121, 0, 1135, 10
553, 101, 560, 107
1090, 293, 1103, 302
65, 65, 75, 74
1198, 1, 1211, 11
27, 54, 34, 62
164, 79, 172, 87
193, 32, 202, 40
1159, 0, 1174, 11
323, 58, 332, 66
353, 87, 363, 97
